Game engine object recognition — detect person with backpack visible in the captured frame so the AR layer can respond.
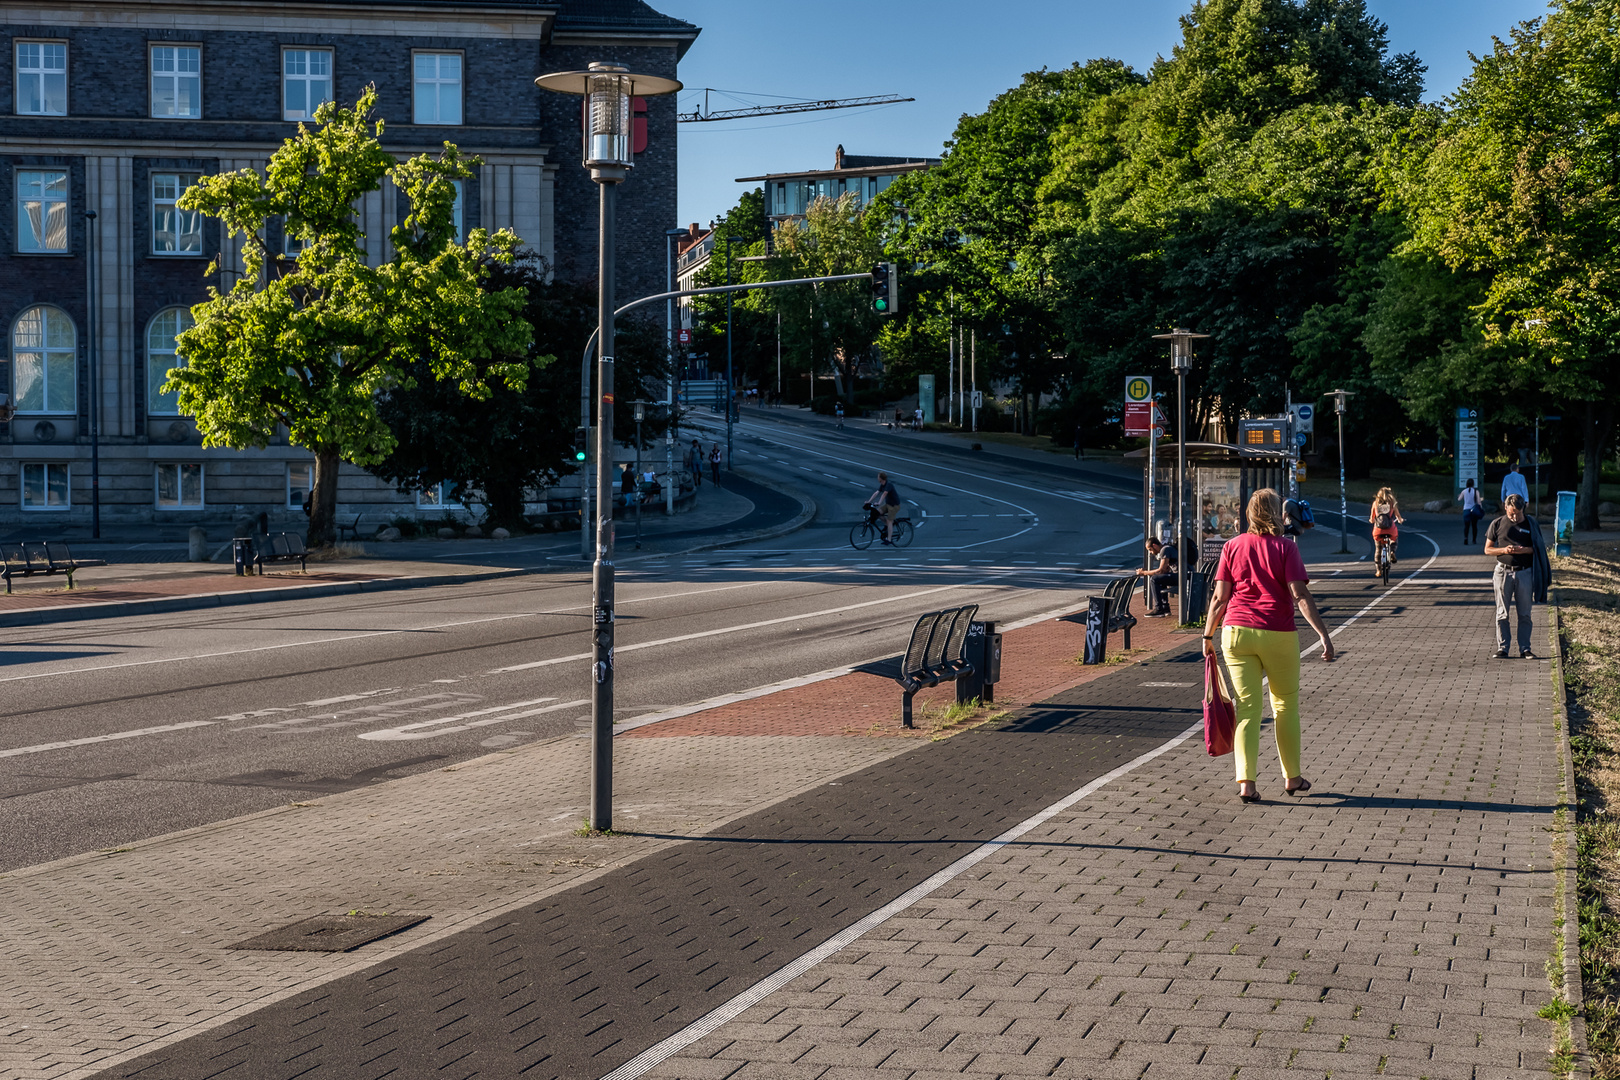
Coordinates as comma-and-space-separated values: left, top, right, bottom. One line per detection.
1282, 496, 1315, 540
1459, 478, 1483, 545
1369, 486, 1403, 564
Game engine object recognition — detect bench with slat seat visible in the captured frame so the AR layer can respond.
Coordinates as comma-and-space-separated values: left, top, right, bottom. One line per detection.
335, 514, 363, 541
1061, 575, 1139, 650
253, 532, 308, 573
1, 541, 104, 594
853, 604, 979, 729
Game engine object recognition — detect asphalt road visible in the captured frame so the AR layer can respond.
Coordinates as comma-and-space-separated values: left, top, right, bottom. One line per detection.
0, 412, 1145, 872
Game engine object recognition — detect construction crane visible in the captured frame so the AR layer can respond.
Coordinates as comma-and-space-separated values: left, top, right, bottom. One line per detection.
678, 90, 913, 123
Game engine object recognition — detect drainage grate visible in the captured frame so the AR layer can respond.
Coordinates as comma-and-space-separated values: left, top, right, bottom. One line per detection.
230, 912, 430, 953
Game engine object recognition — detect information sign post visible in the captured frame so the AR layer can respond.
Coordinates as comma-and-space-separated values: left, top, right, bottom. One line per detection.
1455, 407, 1480, 496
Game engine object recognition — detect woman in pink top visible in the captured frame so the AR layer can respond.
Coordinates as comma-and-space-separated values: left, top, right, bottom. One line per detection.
1203, 489, 1335, 803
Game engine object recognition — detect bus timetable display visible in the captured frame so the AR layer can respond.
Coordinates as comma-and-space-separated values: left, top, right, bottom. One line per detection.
1238, 418, 1289, 457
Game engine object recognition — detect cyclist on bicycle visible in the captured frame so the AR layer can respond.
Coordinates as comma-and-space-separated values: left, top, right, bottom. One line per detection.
866, 472, 901, 544
1369, 486, 1404, 565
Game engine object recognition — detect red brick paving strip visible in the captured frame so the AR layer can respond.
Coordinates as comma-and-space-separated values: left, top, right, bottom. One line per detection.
625, 614, 1188, 738
0, 570, 388, 611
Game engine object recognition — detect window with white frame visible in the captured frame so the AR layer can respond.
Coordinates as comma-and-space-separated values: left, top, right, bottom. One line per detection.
413, 52, 461, 125
150, 45, 201, 118
21, 462, 69, 510
15, 42, 67, 116
151, 173, 202, 253
16, 170, 68, 252
416, 480, 462, 509
146, 307, 193, 414
156, 462, 203, 508
287, 462, 313, 509
12, 305, 75, 414
282, 48, 332, 121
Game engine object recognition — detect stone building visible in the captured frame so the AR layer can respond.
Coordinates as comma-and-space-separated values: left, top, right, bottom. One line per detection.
0, 0, 697, 534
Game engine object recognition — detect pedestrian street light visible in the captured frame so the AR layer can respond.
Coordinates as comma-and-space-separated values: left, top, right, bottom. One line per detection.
1325, 389, 1356, 554
1151, 328, 1208, 623
535, 62, 682, 834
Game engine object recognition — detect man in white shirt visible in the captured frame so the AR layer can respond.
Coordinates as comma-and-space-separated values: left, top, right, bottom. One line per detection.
1500, 463, 1530, 508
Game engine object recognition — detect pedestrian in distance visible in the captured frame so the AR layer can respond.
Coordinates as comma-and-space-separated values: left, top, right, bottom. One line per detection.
834, 401, 844, 430
1135, 536, 1177, 617
894, 406, 904, 430
1500, 462, 1530, 510
1484, 492, 1549, 659
709, 443, 721, 484
1369, 486, 1403, 565
689, 439, 703, 488
1459, 478, 1484, 545
913, 407, 923, 431
1203, 488, 1336, 803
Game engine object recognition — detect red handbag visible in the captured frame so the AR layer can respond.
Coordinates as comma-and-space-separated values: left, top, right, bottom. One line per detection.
1203, 652, 1235, 757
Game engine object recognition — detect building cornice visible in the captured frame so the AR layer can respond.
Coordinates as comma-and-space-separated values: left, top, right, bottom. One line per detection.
1, 0, 558, 39
736, 161, 935, 184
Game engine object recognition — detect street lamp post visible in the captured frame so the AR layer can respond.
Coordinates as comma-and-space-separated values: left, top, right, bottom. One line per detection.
536, 61, 681, 833
1152, 328, 1208, 624
1326, 389, 1356, 553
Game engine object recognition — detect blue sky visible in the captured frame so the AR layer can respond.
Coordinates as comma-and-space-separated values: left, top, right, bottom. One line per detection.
666, 0, 1552, 228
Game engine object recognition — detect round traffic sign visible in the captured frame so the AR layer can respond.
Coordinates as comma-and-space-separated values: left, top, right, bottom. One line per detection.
1126, 377, 1152, 403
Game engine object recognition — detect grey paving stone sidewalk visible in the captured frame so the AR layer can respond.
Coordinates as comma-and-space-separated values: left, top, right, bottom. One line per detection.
648, 556, 1565, 1079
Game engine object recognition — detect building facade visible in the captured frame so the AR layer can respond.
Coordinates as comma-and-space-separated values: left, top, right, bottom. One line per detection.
737, 144, 939, 225
0, 0, 696, 534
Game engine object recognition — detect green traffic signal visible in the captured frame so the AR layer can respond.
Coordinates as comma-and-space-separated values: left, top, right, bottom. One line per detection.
874, 298, 888, 312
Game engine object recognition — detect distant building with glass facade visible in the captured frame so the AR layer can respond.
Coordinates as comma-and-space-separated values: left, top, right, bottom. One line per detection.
738, 145, 939, 225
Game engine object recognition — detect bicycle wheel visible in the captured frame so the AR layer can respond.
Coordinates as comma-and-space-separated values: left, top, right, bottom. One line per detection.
849, 521, 876, 550
890, 519, 914, 547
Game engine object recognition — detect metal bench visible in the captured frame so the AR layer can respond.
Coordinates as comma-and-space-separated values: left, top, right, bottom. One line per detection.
1, 541, 102, 594
854, 604, 979, 729
1102, 575, 1139, 647
253, 532, 308, 573
335, 514, 363, 541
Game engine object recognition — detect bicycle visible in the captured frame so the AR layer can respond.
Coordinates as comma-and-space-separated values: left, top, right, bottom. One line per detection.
1373, 534, 1394, 586
850, 504, 913, 550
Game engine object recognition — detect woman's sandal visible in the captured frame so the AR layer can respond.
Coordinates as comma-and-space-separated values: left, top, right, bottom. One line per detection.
1285, 778, 1312, 796
1238, 786, 1261, 803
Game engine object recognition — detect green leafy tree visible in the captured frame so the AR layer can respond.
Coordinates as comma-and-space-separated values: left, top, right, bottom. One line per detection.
1400, 0, 1620, 526
171, 89, 531, 545
370, 257, 671, 529
690, 188, 776, 394
760, 193, 884, 404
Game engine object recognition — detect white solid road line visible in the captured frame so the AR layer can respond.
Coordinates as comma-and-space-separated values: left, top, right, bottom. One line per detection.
0, 720, 218, 759
361, 698, 589, 741
1086, 532, 1146, 555
600, 718, 1207, 1080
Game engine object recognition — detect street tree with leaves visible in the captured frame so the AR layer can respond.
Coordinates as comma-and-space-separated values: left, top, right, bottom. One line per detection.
171, 89, 531, 545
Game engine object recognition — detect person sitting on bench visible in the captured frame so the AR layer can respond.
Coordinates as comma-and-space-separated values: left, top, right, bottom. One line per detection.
1136, 536, 1177, 617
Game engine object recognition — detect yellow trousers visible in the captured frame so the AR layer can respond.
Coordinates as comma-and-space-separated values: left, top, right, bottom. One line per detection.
1220, 625, 1302, 783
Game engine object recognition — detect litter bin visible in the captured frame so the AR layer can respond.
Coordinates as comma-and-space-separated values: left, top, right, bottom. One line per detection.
956, 620, 1003, 704
232, 537, 255, 576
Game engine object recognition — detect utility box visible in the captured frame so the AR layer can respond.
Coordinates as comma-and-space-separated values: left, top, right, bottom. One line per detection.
956, 620, 1002, 704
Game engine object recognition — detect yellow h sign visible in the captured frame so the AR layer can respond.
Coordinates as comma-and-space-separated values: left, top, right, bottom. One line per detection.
1125, 376, 1152, 403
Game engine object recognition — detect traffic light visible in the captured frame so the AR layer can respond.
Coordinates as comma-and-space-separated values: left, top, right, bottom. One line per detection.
871, 262, 898, 315
573, 427, 589, 463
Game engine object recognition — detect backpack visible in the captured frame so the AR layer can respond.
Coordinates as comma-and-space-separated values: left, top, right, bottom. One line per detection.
1297, 499, 1315, 528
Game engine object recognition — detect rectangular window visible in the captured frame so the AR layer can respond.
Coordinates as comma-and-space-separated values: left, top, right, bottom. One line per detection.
416, 480, 462, 509
287, 463, 313, 509
21, 463, 70, 510
150, 45, 201, 118
16, 170, 68, 253
16, 42, 67, 116
151, 173, 202, 253
282, 48, 332, 121
413, 52, 461, 125
156, 462, 204, 508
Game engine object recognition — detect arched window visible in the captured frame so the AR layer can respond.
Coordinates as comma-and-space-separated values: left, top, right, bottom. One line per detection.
11, 305, 75, 414
147, 307, 193, 415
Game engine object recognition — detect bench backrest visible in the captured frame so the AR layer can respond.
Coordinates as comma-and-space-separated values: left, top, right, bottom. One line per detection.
1107, 575, 1136, 619
269, 534, 292, 557
902, 611, 948, 680
282, 533, 307, 556
921, 608, 959, 674
22, 541, 50, 568
939, 604, 978, 670
43, 542, 74, 568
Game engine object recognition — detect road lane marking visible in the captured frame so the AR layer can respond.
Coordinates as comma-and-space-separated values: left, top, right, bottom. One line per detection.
360, 698, 587, 741
0, 721, 217, 759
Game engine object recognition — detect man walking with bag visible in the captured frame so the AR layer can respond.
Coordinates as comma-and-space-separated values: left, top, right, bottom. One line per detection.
1483, 493, 1550, 659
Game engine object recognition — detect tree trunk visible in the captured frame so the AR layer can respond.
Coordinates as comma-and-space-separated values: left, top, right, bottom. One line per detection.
308, 446, 342, 548
484, 477, 527, 532
1576, 400, 1615, 530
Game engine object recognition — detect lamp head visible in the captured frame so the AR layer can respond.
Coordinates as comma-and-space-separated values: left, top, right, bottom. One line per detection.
1151, 327, 1209, 372
534, 62, 682, 182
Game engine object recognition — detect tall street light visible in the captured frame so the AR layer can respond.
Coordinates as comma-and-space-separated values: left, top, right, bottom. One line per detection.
1152, 328, 1208, 623
1326, 389, 1356, 554
536, 61, 681, 833
664, 227, 686, 515
723, 234, 746, 470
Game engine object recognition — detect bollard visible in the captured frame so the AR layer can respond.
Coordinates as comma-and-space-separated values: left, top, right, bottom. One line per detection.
232, 537, 254, 576
188, 526, 208, 562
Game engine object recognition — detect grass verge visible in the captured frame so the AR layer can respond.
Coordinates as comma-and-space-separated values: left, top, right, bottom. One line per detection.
1555, 538, 1620, 1078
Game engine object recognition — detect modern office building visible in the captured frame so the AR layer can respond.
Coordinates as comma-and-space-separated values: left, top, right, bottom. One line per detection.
737, 144, 939, 225
0, 0, 697, 533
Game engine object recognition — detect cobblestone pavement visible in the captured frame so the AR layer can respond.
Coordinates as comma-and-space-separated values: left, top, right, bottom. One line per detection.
645, 556, 1565, 1080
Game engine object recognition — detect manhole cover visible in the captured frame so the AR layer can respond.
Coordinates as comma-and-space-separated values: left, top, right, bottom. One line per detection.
231, 912, 430, 953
